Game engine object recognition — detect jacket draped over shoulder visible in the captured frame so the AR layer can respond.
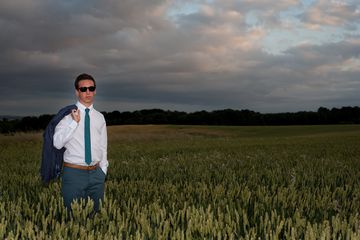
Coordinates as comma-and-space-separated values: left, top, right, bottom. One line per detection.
40, 104, 77, 184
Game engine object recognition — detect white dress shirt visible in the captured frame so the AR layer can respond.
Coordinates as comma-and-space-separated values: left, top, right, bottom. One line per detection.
53, 102, 108, 174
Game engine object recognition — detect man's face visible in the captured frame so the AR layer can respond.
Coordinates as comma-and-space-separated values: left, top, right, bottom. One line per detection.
76, 79, 96, 106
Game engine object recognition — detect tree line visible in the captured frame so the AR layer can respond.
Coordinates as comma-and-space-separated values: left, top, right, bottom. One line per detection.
1, 106, 360, 134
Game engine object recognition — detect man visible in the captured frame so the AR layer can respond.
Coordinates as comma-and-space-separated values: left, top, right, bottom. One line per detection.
53, 73, 108, 213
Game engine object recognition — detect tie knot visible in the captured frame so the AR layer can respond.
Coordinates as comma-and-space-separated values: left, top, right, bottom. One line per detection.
85, 108, 90, 114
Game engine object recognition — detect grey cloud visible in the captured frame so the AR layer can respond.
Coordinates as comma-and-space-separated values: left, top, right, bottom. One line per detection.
0, 0, 360, 116
300, 0, 360, 28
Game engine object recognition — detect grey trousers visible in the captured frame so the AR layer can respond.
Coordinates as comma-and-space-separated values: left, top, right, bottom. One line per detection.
61, 166, 106, 212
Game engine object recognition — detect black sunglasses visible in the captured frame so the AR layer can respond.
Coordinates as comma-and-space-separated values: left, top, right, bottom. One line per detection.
78, 86, 96, 92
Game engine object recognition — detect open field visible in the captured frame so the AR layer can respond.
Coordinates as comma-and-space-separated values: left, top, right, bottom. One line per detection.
1, 125, 360, 239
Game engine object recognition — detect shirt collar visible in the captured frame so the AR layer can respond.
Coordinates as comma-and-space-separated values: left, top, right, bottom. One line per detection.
76, 102, 93, 112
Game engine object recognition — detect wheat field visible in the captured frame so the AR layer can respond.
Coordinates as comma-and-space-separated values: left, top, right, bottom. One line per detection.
1, 125, 360, 239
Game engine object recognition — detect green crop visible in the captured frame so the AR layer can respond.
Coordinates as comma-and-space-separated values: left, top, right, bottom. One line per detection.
1, 125, 360, 239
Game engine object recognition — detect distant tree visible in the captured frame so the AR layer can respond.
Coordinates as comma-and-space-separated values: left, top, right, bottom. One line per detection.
38, 114, 54, 129
18, 116, 40, 131
2, 105, 360, 134
317, 107, 330, 124
0, 118, 18, 134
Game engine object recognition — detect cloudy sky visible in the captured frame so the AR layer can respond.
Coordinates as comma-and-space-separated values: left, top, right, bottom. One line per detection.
1, 0, 360, 116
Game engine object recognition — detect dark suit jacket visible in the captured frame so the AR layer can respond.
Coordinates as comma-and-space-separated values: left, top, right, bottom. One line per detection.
40, 104, 77, 184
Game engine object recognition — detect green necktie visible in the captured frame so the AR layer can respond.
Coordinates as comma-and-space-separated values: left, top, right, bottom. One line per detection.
85, 108, 92, 165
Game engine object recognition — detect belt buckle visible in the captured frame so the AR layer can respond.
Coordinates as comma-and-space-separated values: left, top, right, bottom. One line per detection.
88, 164, 97, 170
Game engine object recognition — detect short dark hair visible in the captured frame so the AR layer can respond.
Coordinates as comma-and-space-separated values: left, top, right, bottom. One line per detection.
74, 73, 96, 89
